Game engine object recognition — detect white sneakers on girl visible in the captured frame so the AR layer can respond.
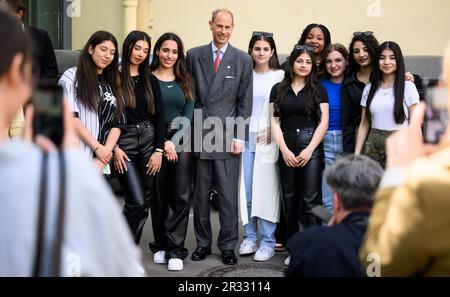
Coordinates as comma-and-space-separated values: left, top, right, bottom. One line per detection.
153, 251, 167, 264
253, 246, 275, 262
168, 258, 183, 271
239, 239, 257, 255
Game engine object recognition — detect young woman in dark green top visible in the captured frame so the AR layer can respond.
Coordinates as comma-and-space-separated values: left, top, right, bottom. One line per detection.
150, 32, 195, 271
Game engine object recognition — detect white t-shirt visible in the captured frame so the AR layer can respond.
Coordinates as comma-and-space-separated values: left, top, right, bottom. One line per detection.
360, 81, 419, 131
250, 69, 284, 132
59, 67, 121, 159
59, 67, 98, 158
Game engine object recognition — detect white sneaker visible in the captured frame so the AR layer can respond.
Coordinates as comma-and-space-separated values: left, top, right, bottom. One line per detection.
253, 246, 275, 262
284, 256, 291, 266
239, 239, 257, 255
153, 251, 167, 264
168, 258, 183, 271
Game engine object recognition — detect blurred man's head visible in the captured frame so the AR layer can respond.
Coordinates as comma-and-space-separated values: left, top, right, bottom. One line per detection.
326, 155, 383, 223
0, 8, 32, 136
0, 0, 25, 20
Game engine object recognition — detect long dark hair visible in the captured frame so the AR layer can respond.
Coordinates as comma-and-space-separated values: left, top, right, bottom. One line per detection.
348, 33, 379, 74
365, 41, 406, 125
274, 47, 322, 122
121, 30, 155, 114
150, 32, 195, 101
75, 31, 123, 118
319, 43, 349, 79
248, 33, 280, 70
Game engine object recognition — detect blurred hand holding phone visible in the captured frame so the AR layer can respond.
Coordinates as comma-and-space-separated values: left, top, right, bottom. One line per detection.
32, 79, 64, 147
423, 80, 449, 144
25, 79, 79, 152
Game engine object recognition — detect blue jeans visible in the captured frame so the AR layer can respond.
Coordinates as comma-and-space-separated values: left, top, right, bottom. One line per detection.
243, 132, 276, 248
321, 130, 343, 214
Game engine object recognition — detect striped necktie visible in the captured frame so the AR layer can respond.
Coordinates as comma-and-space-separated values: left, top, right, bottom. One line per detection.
214, 49, 221, 72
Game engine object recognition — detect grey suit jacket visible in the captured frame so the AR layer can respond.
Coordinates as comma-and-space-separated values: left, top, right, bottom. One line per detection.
186, 43, 253, 160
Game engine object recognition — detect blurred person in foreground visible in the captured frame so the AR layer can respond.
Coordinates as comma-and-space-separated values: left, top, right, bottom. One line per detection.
1, 0, 58, 139
0, 9, 144, 277
286, 155, 383, 277
359, 41, 450, 276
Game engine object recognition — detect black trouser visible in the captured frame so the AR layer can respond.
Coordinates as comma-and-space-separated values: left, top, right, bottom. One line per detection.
115, 121, 166, 248
278, 128, 324, 240
154, 151, 192, 260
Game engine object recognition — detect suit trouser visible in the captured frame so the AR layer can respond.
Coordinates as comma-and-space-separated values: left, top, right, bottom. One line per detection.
115, 121, 165, 248
278, 128, 324, 240
194, 157, 240, 252
154, 151, 192, 260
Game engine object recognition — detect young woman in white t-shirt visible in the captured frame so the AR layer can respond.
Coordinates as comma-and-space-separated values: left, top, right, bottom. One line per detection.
58, 31, 125, 171
238, 31, 284, 262
355, 41, 419, 167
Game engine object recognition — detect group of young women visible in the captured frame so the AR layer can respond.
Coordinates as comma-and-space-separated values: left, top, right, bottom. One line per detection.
59, 30, 195, 271
239, 23, 419, 266
58, 22, 420, 270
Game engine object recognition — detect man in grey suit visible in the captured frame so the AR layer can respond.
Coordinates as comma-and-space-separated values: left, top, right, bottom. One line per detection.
186, 8, 253, 265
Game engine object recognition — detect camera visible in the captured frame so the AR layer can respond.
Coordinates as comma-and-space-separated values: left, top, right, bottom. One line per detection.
33, 80, 64, 146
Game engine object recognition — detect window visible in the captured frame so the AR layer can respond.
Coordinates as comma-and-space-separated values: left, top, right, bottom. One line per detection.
24, 0, 71, 49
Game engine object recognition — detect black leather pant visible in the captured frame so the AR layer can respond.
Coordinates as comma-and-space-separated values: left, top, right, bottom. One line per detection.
278, 128, 324, 240
154, 151, 192, 260
115, 121, 165, 246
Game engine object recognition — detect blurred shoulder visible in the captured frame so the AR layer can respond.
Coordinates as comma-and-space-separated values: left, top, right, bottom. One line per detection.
406, 147, 450, 200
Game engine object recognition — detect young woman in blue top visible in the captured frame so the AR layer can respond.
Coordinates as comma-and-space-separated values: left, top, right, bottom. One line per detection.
319, 43, 349, 214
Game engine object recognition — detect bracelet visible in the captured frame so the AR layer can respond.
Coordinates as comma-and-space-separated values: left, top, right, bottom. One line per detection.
93, 145, 100, 153
155, 148, 164, 154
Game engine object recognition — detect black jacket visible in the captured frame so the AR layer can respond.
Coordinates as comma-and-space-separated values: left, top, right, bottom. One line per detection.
28, 26, 59, 78
342, 73, 366, 154
286, 211, 369, 277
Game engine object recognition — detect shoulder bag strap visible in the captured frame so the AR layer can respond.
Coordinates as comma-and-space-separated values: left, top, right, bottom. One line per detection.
32, 152, 49, 277
52, 150, 66, 276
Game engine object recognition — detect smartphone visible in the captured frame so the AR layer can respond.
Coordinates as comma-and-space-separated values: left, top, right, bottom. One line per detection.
310, 205, 333, 223
33, 80, 64, 146
423, 80, 448, 144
